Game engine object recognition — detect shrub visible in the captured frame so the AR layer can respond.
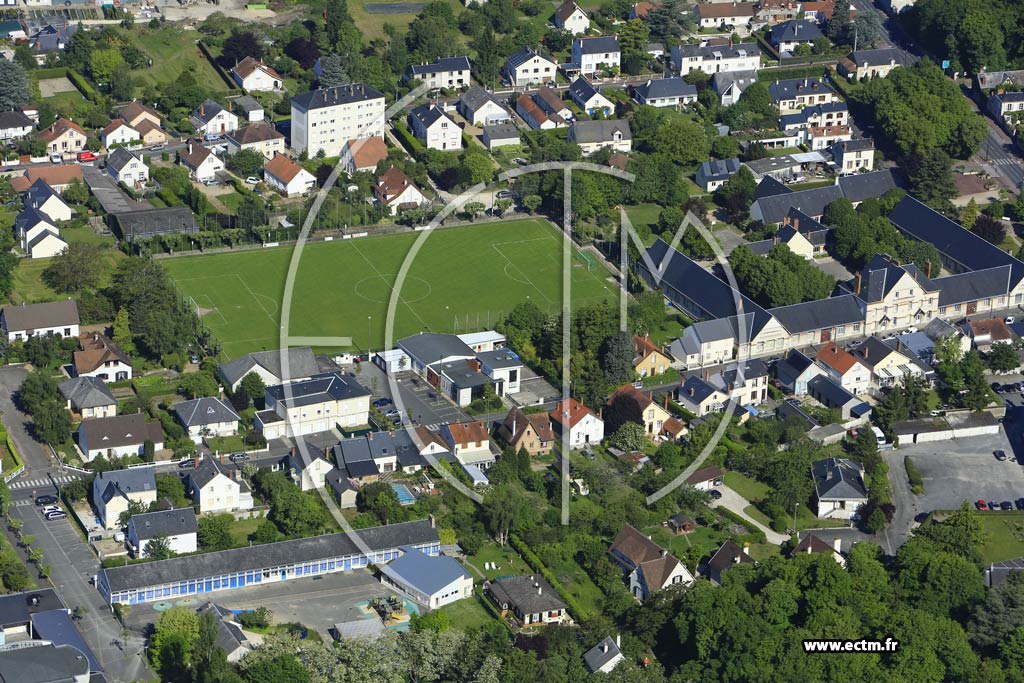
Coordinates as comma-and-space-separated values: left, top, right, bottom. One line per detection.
904, 456, 924, 495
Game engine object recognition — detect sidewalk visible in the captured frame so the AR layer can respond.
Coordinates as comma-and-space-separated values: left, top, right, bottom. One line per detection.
710, 485, 790, 544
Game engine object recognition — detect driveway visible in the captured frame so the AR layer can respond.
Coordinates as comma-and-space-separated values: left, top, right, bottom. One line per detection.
711, 485, 789, 544
811, 256, 855, 282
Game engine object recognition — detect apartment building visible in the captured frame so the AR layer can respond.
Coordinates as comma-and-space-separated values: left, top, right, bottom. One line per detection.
291, 84, 386, 158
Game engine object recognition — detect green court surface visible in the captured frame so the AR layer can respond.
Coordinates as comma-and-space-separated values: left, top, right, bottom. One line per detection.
164, 219, 617, 359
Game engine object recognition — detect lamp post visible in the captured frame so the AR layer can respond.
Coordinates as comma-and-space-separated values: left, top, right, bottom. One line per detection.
367, 316, 372, 355
793, 502, 799, 535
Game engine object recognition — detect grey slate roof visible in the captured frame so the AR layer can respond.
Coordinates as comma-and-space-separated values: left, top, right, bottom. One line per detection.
812, 456, 868, 500
483, 124, 519, 141
930, 266, 1013, 307
80, 414, 163, 451
197, 602, 249, 655
568, 76, 600, 103
706, 540, 755, 576
131, 507, 198, 540
698, 158, 741, 182
172, 397, 241, 428
24, 178, 64, 212
678, 375, 721, 407
752, 184, 844, 224
770, 19, 823, 44
409, 56, 470, 76
0, 643, 90, 683
379, 546, 469, 596
0, 299, 78, 332
721, 358, 768, 384
101, 519, 439, 592
106, 146, 142, 174
576, 35, 619, 54
711, 70, 758, 96
399, 333, 474, 365
807, 375, 864, 412
890, 196, 1024, 289
219, 347, 320, 388
460, 85, 503, 113
767, 77, 836, 104
489, 575, 567, 614
848, 48, 903, 67
233, 95, 263, 114
768, 294, 864, 334
15, 206, 55, 234
409, 103, 448, 129
291, 84, 384, 111
113, 206, 199, 243
28, 608, 102, 673
0, 109, 34, 131
93, 467, 156, 506
570, 119, 632, 144
191, 99, 228, 126
0, 589, 62, 630
188, 456, 231, 490
753, 175, 794, 198
776, 348, 815, 378
505, 47, 556, 70
583, 636, 622, 673
833, 137, 875, 154
336, 430, 426, 476
633, 78, 697, 101
837, 169, 897, 203
672, 42, 759, 62
59, 376, 116, 410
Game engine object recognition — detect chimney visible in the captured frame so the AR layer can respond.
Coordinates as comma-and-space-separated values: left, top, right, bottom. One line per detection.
926, 261, 932, 278
663, 395, 668, 409
538, 585, 543, 595
704, 369, 709, 380
833, 537, 842, 553
793, 218, 799, 230
601, 643, 608, 653
188, 143, 192, 155
806, 545, 812, 554
689, 387, 695, 397
429, 514, 436, 528
897, 339, 902, 352
743, 543, 750, 555
854, 273, 862, 295
616, 634, 621, 648
660, 548, 667, 557
863, 347, 869, 359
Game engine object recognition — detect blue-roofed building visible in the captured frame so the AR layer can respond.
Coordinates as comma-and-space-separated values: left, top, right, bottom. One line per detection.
379, 546, 473, 608
769, 19, 824, 53
30, 609, 103, 674
631, 78, 697, 108
567, 77, 614, 116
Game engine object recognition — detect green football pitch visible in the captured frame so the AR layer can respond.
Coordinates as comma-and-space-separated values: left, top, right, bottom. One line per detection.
164, 219, 618, 360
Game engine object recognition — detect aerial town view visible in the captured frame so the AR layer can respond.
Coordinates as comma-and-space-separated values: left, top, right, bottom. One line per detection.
0, 0, 1023, 681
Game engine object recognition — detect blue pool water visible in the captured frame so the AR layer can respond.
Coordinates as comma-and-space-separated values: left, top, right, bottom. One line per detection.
392, 483, 415, 505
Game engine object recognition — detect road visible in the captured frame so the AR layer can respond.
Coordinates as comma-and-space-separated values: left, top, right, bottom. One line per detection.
979, 123, 1024, 192
0, 368, 153, 682
710, 485, 790, 544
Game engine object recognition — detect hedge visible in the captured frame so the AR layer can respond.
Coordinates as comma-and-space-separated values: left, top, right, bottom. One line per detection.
904, 456, 924, 495
509, 534, 592, 621
715, 506, 768, 544
392, 120, 425, 156
66, 69, 97, 102
33, 67, 71, 80
197, 41, 238, 90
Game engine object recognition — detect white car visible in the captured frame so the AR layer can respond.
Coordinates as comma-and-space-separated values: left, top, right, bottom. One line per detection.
1007, 316, 1016, 325
245, 176, 260, 184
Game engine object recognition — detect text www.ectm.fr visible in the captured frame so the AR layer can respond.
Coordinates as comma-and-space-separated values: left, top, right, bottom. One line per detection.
803, 639, 900, 653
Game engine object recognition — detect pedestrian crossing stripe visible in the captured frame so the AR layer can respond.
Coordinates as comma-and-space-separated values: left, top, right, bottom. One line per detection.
9, 476, 78, 490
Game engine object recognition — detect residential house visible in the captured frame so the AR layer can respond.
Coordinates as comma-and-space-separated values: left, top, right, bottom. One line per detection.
326, 470, 359, 508
646, 42, 665, 58
703, 541, 755, 585
101, 120, 140, 149
503, 47, 559, 87
516, 93, 565, 129
92, 467, 157, 529
631, 78, 697, 108
812, 456, 868, 519
487, 575, 571, 627
695, 2, 756, 30
187, 457, 252, 514
119, 102, 162, 130
676, 375, 728, 415
172, 397, 240, 444
441, 420, 493, 468
671, 42, 761, 75
775, 348, 826, 395
567, 77, 614, 116
550, 398, 605, 448
815, 341, 870, 395
584, 636, 625, 674
837, 48, 903, 80
712, 69, 760, 106
105, 147, 149, 188
769, 19, 824, 53
831, 138, 875, 174
10, 165, 83, 193
767, 78, 839, 113
288, 442, 336, 491
989, 92, 1024, 134
849, 336, 923, 388
779, 102, 849, 131
668, 318, 738, 370
791, 534, 846, 566
666, 513, 696, 534
554, 0, 590, 34
686, 466, 723, 491
602, 385, 675, 438
482, 124, 521, 150
190, 99, 239, 136
568, 119, 632, 155
802, 0, 856, 22
373, 166, 426, 215
608, 524, 694, 601
408, 104, 462, 151
631, 1, 657, 19
25, 229, 65, 259
179, 144, 225, 183
457, 86, 512, 127
0, 299, 79, 342
379, 547, 473, 608
263, 153, 316, 197
572, 36, 621, 75
25, 16, 77, 62
497, 406, 555, 456
335, 429, 426, 481
127, 508, 198, 558
230, 56, 283, 92
807, 374, 872, 420
78, 413, 164, 463
291, 84, 386, 158
633, 335, 672, 378
59, 376, 117, 419
232, 95, 265, 123
0, 110, 34, 141
196, 603, 253, 663
38, 118, 85, 157
15, 206, 59, 253
218, 346, 320, 392
340, 136, 389, 174
256, 372, 371, 438
24, 179, 72, 222
405, 56, 471, 90
757, 0, 800, 25
880, 0, 915, 13
696, 158, 741, 191
225, 123, 286, 159
533, 87, 573, 121
136, 120, 168, 147
965, 318, 1014, 351
74, 332, 132, 383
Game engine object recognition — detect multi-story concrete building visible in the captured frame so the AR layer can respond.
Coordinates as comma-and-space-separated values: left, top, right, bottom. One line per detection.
291, 84, 386, 158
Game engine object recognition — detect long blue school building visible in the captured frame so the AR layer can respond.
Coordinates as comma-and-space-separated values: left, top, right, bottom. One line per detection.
97, 519, 440, 605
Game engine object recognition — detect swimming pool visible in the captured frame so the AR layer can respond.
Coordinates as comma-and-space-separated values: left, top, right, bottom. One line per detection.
391, 483, 415, 505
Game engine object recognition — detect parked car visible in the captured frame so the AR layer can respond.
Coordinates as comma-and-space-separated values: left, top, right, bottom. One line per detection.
383, 408, 402, 419
1016, 498, 1024, 510
992, 382, 1004, 393
203, 179, 220, 187
49, 153, 62, 164
41, 505, 61, 515
977, 500, 989, 510
1007, 316, 1016, 325
373, 398, 394, 408
151, 144, 166, 152
229, 452, 249, 463
34, 495, 57, 507
1002, 501, 1015, 510
178, 458, 196, 469
77, 151, 97, 162
996, 450, 1008, 461
245, 176, 260, 184
990, 501, 1001, 511
496, 190, 514, 199
190, 354, 200, 364
45, 511, 67, 521
708, 489, 722, 500
512, 157, 528, 166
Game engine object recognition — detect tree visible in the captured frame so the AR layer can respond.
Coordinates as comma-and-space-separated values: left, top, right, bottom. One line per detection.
609, 421, 647, 451
40, 243, 101, 294
826, 0, 852, 45
987, 342, 1019, 373
522, 195, 542, 214
178, 371, 219, 398
715, 165, 757, 221
325, 0, 350, 47
13, 44, 35, 72
240, 372, 266, 406
463, 201, 485, 220
649, 117, 708, 167
904, 150, 956, 210
0, 59, 30, 110
601, 331, 636, 386
89, 48, 124, 84
237, 195, 269, 230
470, 27, 500, 87
973, 214, 1007, 245
156, 474, 190, 509
113, 307, 135, 357
318, 52, 349, 88
110, 63, 134, 102
151, 607, 200, 671
227, 149, 267, 177
854, 11, 884, 48
237, 606, 271, 630
117, 499, 148, 528
63, 178, 89, 205
242, 653, 310, 683
222, 30, 263, 64
251, 519, 279, 545
145, 535, 174, 561
198, 514, 235, 551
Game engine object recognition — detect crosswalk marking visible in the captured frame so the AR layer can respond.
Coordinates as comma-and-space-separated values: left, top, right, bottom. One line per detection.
13, 500, 31, 507
10, 475, 80, 491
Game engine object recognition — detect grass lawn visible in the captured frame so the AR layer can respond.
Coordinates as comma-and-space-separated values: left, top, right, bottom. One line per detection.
164, 218, 618, 359
645, 313, 687, 347
218, 191, 245, 214
724, 471, 771, 501
125, 25, 230, 95
10, 234, 123, 304
624, 203, 662, 236
42, 89, 87, 117
979, 511, 1024, 563
350, 0, 465, 41
465, 542, 531, 581
230, 516, 264, 546
206, 435, 247, 454
437, 594, 495, 630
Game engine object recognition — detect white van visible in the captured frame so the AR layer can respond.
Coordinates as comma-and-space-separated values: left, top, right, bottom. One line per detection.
871, 426, 886, 445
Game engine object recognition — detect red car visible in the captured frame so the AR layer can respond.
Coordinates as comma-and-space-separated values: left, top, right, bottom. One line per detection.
77, 151, 97, 162
976, 500, 989, 511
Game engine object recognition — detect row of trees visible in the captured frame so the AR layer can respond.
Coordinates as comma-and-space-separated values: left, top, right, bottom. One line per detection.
729, 243, 837, 308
